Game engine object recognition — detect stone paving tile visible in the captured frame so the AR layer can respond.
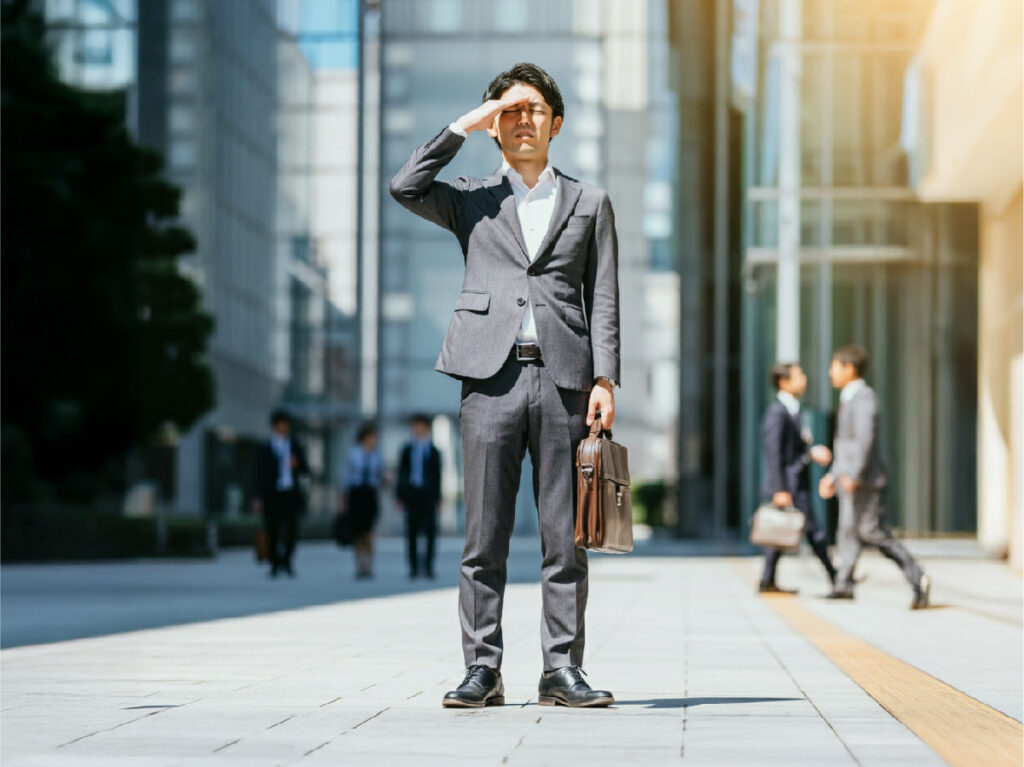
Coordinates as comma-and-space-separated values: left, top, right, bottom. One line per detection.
1, 550, 1019, 765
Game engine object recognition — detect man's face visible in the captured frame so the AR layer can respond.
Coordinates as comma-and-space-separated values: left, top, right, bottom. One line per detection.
487, 83, 562, 161
411, 421, 430, 439
828, 359, 856, 389
273, 419, 290, 437
780, 365, 807, 398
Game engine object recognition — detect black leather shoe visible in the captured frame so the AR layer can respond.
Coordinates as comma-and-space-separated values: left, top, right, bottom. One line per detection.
826, 589, 854, 600
911, 573, 931, 610
759, 583, 798, 595
442, 665, 504, 708
538, 667, 614, 708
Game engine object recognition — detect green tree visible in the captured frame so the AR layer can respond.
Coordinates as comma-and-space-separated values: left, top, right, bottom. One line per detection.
1, 0, 215, 501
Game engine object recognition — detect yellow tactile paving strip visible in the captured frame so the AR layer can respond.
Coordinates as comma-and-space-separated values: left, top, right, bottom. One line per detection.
767, 596, 1024, 767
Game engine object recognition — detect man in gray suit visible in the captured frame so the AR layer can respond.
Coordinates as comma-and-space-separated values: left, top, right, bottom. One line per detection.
819, 345, 931, 609
390, 63, 619, 708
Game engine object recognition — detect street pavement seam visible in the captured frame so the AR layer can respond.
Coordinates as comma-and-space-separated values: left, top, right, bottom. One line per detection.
742, 597, 863, 766
768, 596, 1024, 767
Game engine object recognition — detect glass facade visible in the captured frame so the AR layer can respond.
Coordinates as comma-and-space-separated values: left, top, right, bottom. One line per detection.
739, 0, 979, 537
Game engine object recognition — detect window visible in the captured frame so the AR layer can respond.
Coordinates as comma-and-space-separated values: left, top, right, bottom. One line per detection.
169, 103, 195, 133
494, 1, 528, 32
170, 0, 199, 23
425, 0, 461, 32
169, 32, 197, 65
169, 137, 196, 169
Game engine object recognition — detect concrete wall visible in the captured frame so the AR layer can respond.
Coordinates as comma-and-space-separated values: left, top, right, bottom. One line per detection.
977, 189, 1023, 566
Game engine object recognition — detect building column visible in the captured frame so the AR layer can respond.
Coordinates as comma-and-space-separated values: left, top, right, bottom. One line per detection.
775, 0, 801, 361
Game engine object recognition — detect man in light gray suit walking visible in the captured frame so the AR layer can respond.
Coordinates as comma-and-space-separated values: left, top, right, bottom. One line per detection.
819, 345, 931, 609
390, 63, 619, 708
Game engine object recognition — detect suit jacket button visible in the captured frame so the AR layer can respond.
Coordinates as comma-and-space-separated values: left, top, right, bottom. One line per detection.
516, 297, 526, 306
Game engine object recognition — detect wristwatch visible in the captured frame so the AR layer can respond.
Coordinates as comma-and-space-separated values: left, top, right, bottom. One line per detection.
595, 376, 618, 389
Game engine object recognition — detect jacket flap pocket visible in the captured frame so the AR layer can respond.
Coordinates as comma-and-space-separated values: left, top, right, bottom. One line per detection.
566, 214, 592, 227
456, 291, 490, 312
563, 304, 587, 330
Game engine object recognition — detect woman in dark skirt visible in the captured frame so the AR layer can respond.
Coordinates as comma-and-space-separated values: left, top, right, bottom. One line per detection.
343, 423, 383, 578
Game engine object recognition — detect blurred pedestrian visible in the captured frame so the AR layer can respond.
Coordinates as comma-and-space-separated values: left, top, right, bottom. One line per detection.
390, 62, 619, 708
343, 422, 382, 579
396, 414, 442, 579
819, 345, 931, 609
253, 409, 309, 578
758, 362, 836, 594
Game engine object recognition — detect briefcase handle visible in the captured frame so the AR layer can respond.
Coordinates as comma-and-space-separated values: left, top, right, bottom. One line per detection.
588, 410, 612, 440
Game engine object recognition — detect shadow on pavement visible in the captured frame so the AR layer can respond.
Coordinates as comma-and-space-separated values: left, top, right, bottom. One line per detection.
614, 697, 803, 709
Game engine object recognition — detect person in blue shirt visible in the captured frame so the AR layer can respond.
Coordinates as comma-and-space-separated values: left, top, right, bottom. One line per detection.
254, 410, 309, 578
343, 422, 383, 579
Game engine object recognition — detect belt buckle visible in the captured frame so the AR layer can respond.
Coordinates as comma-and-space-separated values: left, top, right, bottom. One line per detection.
516, 344, 537, 362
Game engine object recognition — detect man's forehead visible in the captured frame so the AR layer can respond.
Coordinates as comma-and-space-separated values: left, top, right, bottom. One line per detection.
501, 83, 548, 104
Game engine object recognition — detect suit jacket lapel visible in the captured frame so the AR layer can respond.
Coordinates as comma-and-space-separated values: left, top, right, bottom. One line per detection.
485, 174, 529, 264
533, 171, 582, 266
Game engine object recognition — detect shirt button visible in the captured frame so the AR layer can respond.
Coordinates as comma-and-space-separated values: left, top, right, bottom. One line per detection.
516, 297, 526, 306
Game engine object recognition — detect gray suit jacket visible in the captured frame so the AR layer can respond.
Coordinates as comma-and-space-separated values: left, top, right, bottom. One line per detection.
832, 383, 887, 489
389, 127, 620, 391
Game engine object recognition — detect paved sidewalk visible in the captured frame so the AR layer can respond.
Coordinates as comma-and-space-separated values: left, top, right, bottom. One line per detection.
1, 542, 1021, 766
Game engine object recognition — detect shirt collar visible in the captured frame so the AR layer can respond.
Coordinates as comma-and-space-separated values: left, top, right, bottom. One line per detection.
776, 391, 801, 416
501, 159, 555, 189
840, 378, 867, 403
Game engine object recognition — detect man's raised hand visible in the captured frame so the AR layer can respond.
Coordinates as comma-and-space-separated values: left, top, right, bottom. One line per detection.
455, 95, 530, 134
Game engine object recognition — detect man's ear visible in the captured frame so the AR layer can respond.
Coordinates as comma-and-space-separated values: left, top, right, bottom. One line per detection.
486, 116, 499, 141
550, 115, 562, 139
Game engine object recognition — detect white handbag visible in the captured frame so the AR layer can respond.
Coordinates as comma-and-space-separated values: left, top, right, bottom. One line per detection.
750, 504, 806, 552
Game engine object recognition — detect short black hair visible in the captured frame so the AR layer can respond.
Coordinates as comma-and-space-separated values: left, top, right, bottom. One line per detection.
270, 409, 292, 427
356, 421, 377, 444
409, 414, 432, 428
482, 62, 564, 149
770, 361, 800, 391
833, 345, 869, 376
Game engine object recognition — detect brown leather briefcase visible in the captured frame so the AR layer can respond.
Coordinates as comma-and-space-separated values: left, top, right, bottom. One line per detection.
575, 419, 633, 553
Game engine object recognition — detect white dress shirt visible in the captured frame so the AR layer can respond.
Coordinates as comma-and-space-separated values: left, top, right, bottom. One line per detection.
777, 391, 801, 417
840, 378, 866, 404
446, 123, 556, 344
502, 159, 557, 343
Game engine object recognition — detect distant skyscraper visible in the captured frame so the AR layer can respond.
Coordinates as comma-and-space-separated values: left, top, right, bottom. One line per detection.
44, 0, 326, 516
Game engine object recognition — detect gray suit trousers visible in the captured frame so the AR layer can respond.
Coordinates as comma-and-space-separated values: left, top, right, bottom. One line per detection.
459, 355, 590, 672
835, 488, 922, 591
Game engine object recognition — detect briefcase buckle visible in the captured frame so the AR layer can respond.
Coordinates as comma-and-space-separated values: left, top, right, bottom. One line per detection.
581, 464, 594, 485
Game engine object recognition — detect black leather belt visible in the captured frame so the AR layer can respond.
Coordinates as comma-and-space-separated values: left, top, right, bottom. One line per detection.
513, 343, 542, 362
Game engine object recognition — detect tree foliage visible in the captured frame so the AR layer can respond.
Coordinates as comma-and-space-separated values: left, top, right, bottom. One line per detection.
1, 0, 215, 500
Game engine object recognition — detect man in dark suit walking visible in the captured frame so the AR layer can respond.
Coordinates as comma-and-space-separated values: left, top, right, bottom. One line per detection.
253, 409, 309, 578
758, 362, 836, 593
390, 63, 619, 708
396, 414, 442, 579
819, 345, 931, 609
